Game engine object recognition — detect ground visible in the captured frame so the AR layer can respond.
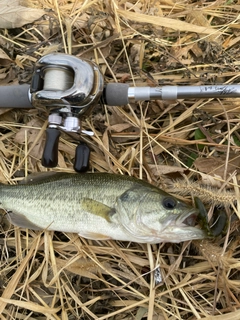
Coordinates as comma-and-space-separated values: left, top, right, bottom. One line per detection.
0, 0, 240, 319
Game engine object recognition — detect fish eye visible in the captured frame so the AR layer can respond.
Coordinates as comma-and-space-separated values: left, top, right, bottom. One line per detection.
162, 197, 177, 209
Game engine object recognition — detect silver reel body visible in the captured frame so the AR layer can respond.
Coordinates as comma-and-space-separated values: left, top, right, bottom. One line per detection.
31, 53, 104, 115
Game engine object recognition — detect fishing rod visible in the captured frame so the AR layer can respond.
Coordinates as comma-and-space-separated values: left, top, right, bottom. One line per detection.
0, 53, 239, 172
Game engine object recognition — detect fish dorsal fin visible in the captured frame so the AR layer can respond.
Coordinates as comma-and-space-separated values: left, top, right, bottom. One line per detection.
81, 198, 113, 222
19, 172, 65, 185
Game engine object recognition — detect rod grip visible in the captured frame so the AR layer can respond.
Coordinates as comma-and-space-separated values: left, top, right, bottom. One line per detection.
0, 85, 32, 108
103, 83, 129, 106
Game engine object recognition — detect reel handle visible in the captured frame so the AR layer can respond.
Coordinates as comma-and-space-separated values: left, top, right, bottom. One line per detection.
41, 127, 60, 168
74, 143, 90, 173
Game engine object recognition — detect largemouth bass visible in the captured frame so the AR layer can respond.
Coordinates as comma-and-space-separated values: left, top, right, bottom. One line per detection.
1, 172, 209, 243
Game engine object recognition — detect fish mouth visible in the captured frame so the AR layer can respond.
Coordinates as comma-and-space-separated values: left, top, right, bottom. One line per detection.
170, 206, 207, 235
150, 209, 208, 243
181, 211, 199, 227
174, 207, 201, 229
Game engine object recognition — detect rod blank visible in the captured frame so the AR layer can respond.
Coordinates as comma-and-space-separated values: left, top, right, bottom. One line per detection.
104, 83, 240, 106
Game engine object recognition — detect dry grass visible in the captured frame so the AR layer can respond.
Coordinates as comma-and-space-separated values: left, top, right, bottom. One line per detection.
0, 0, 240, 319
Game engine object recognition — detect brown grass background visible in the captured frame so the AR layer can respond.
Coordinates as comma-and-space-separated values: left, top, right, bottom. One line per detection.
0, 0, 240, 319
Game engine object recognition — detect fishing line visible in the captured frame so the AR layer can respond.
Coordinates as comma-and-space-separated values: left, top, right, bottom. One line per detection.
43, 67, 74, 91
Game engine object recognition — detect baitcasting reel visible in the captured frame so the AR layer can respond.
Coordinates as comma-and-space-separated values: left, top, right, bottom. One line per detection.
30, 53, 104, 172
1, 52, 240, 172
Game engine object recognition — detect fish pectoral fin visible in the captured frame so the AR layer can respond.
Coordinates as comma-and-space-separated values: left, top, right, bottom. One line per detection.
81, 198, 114, 222
7, 211, 42, 230
78, 231, 112, 240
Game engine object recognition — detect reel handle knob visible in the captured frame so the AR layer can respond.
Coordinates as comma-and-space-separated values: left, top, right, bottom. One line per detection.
74, 143, 90, 172
42, 128, 60, 167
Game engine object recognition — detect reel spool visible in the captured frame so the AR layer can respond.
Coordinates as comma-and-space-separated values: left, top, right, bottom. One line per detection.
42, 66, 74, 91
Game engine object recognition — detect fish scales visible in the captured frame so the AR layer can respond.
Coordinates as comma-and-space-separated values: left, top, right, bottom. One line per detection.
0, 172, 208, 243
